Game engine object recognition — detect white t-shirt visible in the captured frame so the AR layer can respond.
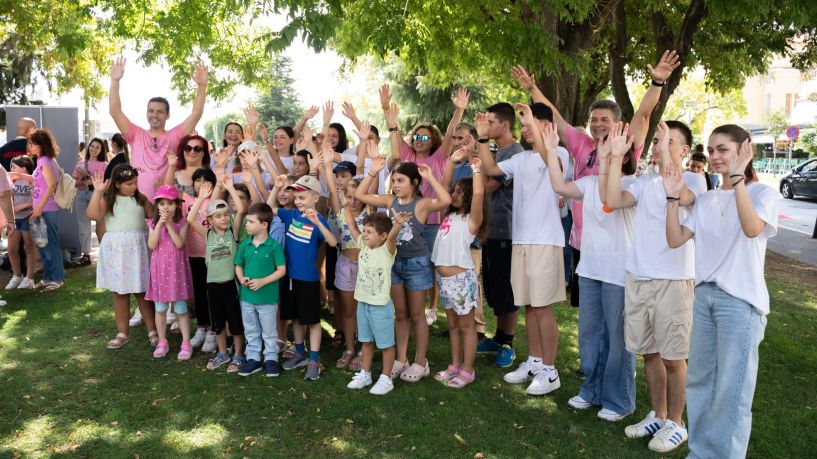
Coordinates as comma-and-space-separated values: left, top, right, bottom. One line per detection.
624, 171, 707, 280
574, 175, 636, 286
682, 183, 778, 315
431, 213, 476, 269
497, 147, 569, 246
340, 150, 388, 195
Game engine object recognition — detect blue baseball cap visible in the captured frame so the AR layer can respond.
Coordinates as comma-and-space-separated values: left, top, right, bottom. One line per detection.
333, 161, 357, 175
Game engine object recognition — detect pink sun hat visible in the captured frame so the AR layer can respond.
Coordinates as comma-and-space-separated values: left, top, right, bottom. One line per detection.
153, 184, 180, 202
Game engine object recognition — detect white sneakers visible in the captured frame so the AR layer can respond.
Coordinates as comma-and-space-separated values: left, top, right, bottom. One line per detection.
504, 361, 560, 396
17, 277, 35, 289
597, 408, 626, 422
201, 330, 217, 353
625, 410, 665, 438
5, 276, 35, 290
189, 328, 207, 348
425, 308, 437, 326
347, 371, 393, 395
128, 309, 143, 327
648, 419, 688, 452
568, 395, 592, 409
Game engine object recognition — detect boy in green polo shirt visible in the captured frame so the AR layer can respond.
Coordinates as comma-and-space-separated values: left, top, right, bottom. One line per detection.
234, 203, 287, 377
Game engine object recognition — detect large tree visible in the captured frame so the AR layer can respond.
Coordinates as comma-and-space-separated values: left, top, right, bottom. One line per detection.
254, 56, 304, 127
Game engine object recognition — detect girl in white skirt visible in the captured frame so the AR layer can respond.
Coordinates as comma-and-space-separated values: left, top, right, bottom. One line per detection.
88, 165, 157, 349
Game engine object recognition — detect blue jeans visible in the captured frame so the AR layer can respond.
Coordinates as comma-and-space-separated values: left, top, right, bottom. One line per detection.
241, 301, 279, 362
687, 283, 766, 459
38, 211, 65, 282
577, 277, 636, 415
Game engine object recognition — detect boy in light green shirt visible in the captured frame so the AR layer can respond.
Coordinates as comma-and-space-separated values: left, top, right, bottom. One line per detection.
345, 210, 408, 395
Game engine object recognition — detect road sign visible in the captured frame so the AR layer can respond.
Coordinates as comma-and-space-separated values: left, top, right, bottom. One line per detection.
785, 125, 800, 140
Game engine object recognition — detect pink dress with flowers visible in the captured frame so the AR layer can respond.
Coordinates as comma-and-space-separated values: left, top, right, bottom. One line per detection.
145, 219, 194, 303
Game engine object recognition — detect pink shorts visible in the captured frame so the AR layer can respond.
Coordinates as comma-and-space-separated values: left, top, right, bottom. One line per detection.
334, 252, 359, 292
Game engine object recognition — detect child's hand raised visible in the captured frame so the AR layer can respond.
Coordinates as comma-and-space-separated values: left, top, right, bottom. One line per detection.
366, 139, 380, 159
302, 208, 320, 224
198, 182, 213, 200
354, 120, 371, 142
609, 122, 633, 159
661, 163, 684, 197
470, 157, 482, 170
393, 211, 412, 226
222, 174, 235, 190
370, 156, 386, 174
91, 171, 107, 191
417, 164, 433, 179
274, 174, 288, 189
451, 147, 469, 163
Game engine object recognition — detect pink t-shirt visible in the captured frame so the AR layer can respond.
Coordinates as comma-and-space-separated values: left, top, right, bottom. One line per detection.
0, 166, 13, 227
399, 141, 447, 225
73, 160, 108, 190
32, 156, 59, 212
125, 122, 186, 201
564, 124, 643, 250
182, 193, 209, 258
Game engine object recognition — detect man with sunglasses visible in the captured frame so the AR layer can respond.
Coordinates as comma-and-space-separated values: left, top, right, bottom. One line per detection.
108, 56, 209, 200
510, 51, 681, 305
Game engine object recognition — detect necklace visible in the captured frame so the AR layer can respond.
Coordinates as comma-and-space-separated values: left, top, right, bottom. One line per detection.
715, 190, 735, 217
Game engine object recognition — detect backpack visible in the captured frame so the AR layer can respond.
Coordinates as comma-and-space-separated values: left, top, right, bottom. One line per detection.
53, 164, 77, 210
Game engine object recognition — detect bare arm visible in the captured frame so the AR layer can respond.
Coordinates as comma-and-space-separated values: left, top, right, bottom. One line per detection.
304, 209, 337, 247
294, 105, 319, 138
86, 172, 107, 221
344, 204, 361, 241
474, 112, 506, 177
439, 88, 469, 158
166, 220, 188, 249
181, 61, 209, 135
416, 165, 452, 217
662, 168, 694, 247
186, 183, 212, 238
511, 65, 569, 143
630, 51, 680, 150
148, 220, 163, 250
387, 213, 410, 255
468, 158, 485, 235
355, 157, 394, 209
108, 57, 131, 136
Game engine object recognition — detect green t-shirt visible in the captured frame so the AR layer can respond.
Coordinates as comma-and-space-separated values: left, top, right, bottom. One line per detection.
230, 214, 250, 243
354, 236, 396, 305
234, 236, 286, 305
205, 229, 237, 283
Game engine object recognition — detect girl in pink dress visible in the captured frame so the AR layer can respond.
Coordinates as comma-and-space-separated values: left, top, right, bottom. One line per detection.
147, 185, 195, 360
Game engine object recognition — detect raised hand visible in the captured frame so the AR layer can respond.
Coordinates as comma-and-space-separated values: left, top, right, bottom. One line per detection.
651, 120, 671, 167
451, 147, 469, 163
729, 139, 754, 177
341, 101, 358, 121
354, 120, 371, 141
322, 142, 334, 166
541, 122, 560, 151
240, 169, 252, 184
322, 101, 335, 125
470, 156, 482, 170
214, 168, 226, 185
91, 171, 107, 191
222, 174, 235, 190
166, 150, 178, 166
302, 208, 320, 224
258, 123, 269, 143
514, 103, 535, 127
463, 133, 476, 152
215, 145, 236, 169
609, 122, 634, 158
366, 139, 380, 159
110, 56, 126, 81
393, 211, 411, 226
192, 60, 209, 86
243, 148, 260, 168
303, 105, 320, 120
417, 163, 433, 179
647, 50, 680, 84
379, 84, 392, 109
384, 103, 399, 128
370, 156, 386, 174
662, 164, 684, 197
198, 182, 214, 200
274, 174, 288, 189
307, 152, 321, 172
245, 103, 260, 126
452, 87, 470, 111
511, 65, 536, 92
475, 112, 489, 138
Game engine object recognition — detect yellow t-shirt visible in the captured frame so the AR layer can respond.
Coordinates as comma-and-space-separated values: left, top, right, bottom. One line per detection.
353, 236, 396, 305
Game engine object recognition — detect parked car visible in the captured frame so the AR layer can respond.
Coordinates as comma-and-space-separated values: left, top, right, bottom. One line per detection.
780, 158, 817, 198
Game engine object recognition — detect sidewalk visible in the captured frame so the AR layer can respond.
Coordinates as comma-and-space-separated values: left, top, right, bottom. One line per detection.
767, 226, 817, 268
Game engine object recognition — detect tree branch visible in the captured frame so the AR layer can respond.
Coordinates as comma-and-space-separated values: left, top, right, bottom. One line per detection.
609, 0, 633, 121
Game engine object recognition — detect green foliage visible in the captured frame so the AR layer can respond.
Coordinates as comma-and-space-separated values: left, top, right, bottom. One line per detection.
254, 56, 304, 128
203, 111, 245, 145
794, 129, 817, 157
765, 110, 790, 139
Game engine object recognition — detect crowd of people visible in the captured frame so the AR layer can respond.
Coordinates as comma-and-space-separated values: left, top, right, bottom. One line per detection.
0, 50, 777, 458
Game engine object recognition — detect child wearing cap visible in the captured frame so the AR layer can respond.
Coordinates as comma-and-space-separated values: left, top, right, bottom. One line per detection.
270, 173, 338, 381
188, 176, 247, 372
234, 203, 287, 377
146, 184, 195, 360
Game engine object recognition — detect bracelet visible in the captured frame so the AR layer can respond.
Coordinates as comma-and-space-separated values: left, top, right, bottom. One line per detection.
731, 177, 745, 186
478, 138, 489, 144
666, 196, 680, 202
388, 127, 399, 133
651, 79, 666, 87
473, 170, 482, 175
368, 172, 377, 178
729, 174, 745, 178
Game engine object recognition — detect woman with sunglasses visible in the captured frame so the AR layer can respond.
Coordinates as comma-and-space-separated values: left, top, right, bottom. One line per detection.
381, 85, 470, 325
163, 134, 211, 197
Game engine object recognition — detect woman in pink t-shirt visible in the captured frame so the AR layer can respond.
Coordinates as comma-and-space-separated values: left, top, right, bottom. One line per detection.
28, 129, 64, 292
73, 137, 109, 265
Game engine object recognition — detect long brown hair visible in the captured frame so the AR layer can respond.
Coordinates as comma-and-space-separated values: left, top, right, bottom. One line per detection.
104, 164, 147, 216
447, 177, 489, 243
710, 124, 756, 181
28, 129, 59, 158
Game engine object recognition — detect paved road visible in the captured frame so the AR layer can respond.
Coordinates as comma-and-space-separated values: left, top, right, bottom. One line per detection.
776, 196, 817, 236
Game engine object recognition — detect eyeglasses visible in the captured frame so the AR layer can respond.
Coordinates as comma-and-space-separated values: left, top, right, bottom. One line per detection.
412, 134, 430, 142
183, 145, 206, 153
118, 168, 137, 178
586, 149, 597, 168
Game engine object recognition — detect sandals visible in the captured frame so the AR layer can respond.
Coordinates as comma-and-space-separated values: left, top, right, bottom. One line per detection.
41, 281, 63, 293
147, 330, 160, 347
390, 360, 408, 379
227, 356, 245, 373
336, 350, 354, 369
399, 361, 431, 383
348, 352, 363, 371
153, 339, 169, 358
106, 332, 129, 349
177, 341, 193, 361
448, 369, 476, 389
435, 364, 461, 383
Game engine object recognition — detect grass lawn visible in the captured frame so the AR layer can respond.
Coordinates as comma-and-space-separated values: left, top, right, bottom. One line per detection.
0, 254, 815, 458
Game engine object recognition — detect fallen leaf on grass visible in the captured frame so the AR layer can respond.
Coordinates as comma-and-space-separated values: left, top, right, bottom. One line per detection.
454, 433, 466, 445
345, 419, 354, 424
394, 434, 402, 439
302, 392, 307, 400
474, 454, 485, 458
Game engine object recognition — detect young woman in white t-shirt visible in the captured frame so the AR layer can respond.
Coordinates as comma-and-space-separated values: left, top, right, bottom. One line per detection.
546, 123, 638, 421
430, 148, 486, 389
663, 124, 777, 459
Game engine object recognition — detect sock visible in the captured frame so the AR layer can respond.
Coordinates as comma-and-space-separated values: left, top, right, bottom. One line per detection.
308, 351, 319, 361
528, 357, 544, 371
542, 364, 555, 373
505, 334, 514, 347
493, 331, 506, 343
295, 343, 306, 355
477, 332, 486, 341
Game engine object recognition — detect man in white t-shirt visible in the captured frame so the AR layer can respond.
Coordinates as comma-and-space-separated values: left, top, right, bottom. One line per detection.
606, 120, 707, 453
479, 103, 569, 397
108, 56, 208, 201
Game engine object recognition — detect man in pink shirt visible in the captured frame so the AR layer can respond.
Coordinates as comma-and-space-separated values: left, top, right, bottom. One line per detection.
510, 51, 681, 300
108, 57, 209, 200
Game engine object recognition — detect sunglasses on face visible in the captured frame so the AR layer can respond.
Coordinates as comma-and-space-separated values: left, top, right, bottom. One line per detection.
183, 145, 206, 153
412, 134, 430, 142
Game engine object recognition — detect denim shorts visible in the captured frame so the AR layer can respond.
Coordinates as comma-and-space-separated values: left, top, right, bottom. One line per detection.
15, 218, 30, 233
391, 254, 434, 291
155, 299, 189, 314
334, 252, 358, 292
357, 300, 396, 349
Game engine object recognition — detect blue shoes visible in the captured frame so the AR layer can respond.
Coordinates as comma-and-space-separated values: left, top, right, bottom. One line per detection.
476, 338, 501, 354
238, 359, 263, 376
265, 360, 280, 377
495, 344, 516, 368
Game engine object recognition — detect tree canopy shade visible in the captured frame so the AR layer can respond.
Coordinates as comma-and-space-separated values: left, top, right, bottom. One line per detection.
265, 0, 817, 130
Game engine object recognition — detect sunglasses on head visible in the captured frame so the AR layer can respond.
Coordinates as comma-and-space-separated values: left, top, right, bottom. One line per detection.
412, 134, 430, 142
183, 145, 206, 153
